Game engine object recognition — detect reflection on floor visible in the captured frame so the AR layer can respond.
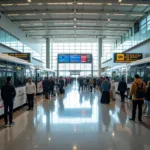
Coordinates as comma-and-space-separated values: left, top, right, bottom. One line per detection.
0, 81, 150, 150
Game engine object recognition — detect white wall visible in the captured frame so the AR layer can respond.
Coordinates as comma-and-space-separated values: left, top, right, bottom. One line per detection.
0, 13, 42, 54
102, 38, 150, 68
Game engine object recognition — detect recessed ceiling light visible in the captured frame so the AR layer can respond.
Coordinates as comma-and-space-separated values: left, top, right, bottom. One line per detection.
137, 4, 148, 7
17, 3, 29, 6
120, 24, 129, 26
67, 2, 73, 5
114, 14, 125, 16
8, 14, 19, 16
77, 3, 83, 5
131, 14, 143, 16
74, 18, 76, 20
25, 14, 36, 15
118, 0, 122, 2
108, 19, 111, 21
120, 3, 133, 6
74, 25, 76, 28
1, 4, 13, 6
38, 3, 43, 5
21, 24, 29, 26
107, 3, 112, 5
42, 13, 46, 15
107, 13, 110, 15
28, 0, 32, 2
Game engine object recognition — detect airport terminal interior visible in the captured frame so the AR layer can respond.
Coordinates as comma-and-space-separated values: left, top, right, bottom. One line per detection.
1, 0, 150, 150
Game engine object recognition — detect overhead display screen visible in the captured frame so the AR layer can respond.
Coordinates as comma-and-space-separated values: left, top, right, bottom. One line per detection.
70, 54, 81, 63
114, 53, 142, 63
58, 54, 70, 63
4, 53, 31, 62
58, 54, 92, 63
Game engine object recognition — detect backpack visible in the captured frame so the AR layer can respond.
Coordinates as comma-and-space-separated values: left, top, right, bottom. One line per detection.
135, 82, 145, 98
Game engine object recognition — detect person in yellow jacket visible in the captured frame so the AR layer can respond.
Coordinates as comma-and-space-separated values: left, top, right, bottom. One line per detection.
130, 74, 146, 122
89, 78, 94, 92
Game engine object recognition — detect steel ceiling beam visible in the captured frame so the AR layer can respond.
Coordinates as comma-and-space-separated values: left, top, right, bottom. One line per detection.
0, 0, 150, 5
12, 18, 135, 24
4, 9, 145, 16
20, 25, 130, 30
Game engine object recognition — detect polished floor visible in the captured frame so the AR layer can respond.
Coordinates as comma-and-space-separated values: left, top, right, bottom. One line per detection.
0, 81, 150, 150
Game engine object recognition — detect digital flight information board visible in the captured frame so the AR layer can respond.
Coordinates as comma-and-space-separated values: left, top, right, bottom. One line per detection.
4, 53, 31, 62
114, 53, 142, 63
58, 54, 92, 63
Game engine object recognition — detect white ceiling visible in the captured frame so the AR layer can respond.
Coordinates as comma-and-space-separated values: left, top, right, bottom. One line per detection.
0, 0, 150, 43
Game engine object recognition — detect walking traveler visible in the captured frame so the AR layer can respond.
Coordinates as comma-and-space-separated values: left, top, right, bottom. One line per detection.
59, 77, 65, 94
26, 77, 36, 110
130, 74, 146, 122
49, 77, 55, 96
118, 78, 127, 102
101, 77, 111, 104
89, 78, 94, 92
78, 77, 83, 91
42, 77, 50, 99
1, 76, 16, 127
143, 81, 150, 117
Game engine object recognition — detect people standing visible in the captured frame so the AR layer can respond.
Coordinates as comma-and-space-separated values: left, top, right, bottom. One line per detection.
42, 77, 50, 99
101, 77, 111, 104
143, 81, 150, 117
59, 77, 65, 94
78, 77, 83, 91
49, 77, 55, 97
130, 74, 146, 122
26, 77, 36, 110
118, 78, 127, 102
1, 77, 16, 127
89, 78, 94, 92
111, 80, 116, 100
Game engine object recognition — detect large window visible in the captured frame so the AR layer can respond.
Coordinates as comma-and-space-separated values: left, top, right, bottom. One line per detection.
0, 28, 41, 61
42, 42, 99, 76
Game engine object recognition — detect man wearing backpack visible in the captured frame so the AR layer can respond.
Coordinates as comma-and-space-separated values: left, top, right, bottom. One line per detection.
130, 74, 146, 122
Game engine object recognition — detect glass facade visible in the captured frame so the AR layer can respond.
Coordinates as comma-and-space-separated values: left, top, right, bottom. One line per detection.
113, 14, 150, 58
42, 42, 99, 76
0, 28, 41, 60
101, 43, 112, 63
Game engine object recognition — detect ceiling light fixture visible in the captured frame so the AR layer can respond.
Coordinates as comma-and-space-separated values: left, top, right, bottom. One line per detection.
120, 3, 133, 6
137, 4, 148, 7
118, 0, 122, 2
74, 18, 76, 20
28, 0, 32, 2
77, 3, 83, 5
1, 4, 13, 6
25, 14, 36, 15
38, 3, 42, 5
107, 3, 112, 5
17, 3, 29, 6
21, 24, 29, 26
42, 13, 46, 15
114, 13, 125, 16
8, 14, 19, 16
131, 14, 143, 16
108, 19, 111, 21
74, 25, 76, 28
67, 2, 73, 5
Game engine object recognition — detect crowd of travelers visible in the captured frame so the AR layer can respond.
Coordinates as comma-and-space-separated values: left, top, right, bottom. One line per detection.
1, 73, 150, 127
78, 75, 150, 122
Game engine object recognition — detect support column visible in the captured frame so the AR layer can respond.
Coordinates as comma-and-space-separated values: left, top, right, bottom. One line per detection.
46, 37, 50, 69
98, 38, 102, 76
